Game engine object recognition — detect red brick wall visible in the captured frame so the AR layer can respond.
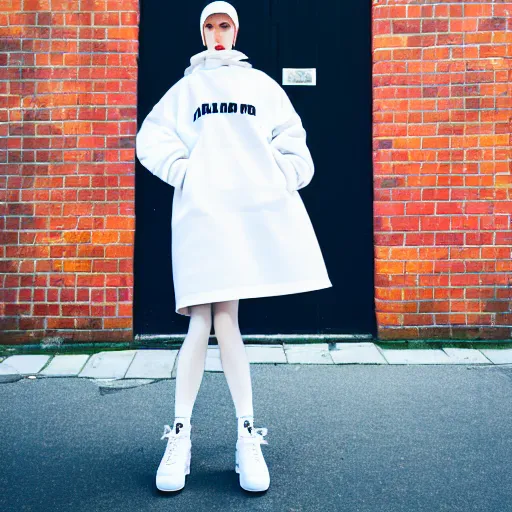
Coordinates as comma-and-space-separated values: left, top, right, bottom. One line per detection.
0, 0, 139, 344
1, 1, 511, 344
373, 1, 512, 340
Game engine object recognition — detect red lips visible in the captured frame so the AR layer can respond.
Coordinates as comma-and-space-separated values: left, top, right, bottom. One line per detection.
215, 45, 225, 50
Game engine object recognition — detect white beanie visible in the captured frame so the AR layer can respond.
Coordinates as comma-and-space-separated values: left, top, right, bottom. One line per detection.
200, 1, 239, 47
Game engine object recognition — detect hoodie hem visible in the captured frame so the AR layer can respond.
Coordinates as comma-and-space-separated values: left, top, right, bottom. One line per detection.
175, 278, 333, 316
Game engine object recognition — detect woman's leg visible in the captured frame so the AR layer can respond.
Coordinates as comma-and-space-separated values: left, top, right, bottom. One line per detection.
174, 303, 212, 419
156, 303, 212, 492
212, 300, 254, 419
212, 299, 270, 492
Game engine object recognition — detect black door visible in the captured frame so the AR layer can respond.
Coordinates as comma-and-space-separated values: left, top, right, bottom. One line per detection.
135, 0, 375, 336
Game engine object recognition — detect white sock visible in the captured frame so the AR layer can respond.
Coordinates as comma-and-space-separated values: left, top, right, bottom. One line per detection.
173, 416, 191, 434
237, 415, 254, 437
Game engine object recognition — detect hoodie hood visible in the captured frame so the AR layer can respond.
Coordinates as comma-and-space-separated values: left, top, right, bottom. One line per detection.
184, 49, 252, 76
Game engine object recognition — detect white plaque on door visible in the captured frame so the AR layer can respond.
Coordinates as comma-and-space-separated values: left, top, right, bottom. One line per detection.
282, 68, 316, 86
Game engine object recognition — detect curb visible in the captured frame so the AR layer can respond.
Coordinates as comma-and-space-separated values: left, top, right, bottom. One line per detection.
1, 343, 511, 382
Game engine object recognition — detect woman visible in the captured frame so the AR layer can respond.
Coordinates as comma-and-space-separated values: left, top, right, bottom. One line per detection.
136, 1, 332, 493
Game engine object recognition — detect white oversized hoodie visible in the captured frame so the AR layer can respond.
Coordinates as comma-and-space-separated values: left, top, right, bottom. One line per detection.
136, 49, 332, 316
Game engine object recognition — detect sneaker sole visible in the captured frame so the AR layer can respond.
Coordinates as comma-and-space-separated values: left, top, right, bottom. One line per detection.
238, 479, 270, 492
156, 481, 186, 492
235, 448, 269, 492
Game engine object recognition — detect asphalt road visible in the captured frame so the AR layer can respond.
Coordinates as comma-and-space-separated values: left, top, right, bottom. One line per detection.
1, 363, 511, 512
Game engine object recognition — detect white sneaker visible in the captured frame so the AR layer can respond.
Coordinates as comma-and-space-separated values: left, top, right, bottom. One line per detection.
156, 423, 191, 492
235, 426, 270, 492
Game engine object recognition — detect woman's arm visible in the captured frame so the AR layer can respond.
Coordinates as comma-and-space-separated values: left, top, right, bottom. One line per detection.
270, 85, 315, 193
136, 82, 190, 190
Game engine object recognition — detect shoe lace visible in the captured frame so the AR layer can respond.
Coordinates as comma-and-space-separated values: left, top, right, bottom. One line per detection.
239, 427, 268, 464
160, 424, 187, 466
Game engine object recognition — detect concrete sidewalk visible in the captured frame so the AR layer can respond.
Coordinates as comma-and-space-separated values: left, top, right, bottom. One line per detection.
1, 342, 511, 382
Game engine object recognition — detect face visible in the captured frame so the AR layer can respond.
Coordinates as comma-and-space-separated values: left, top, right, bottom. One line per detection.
203, 13, 237, 51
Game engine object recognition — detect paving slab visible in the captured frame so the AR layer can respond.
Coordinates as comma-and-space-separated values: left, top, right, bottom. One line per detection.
379, 348, 452, 365
0, 355, 50, 375
78, 350, 137, 379
40, 355, 90, 376
0, 362, 17, 375
284, 343, 333, 364
332, 342, 388, 364
245, 345, 287, 363
125, 350, 178, 379
0, 361, 22, 383
479, 348, 512, 364
205, 347, 223, 372
441, 348, 492, 365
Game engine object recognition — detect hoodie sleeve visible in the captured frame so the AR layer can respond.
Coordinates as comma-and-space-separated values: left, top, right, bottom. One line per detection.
136, 82, 190, 190
269, 84, 314, 193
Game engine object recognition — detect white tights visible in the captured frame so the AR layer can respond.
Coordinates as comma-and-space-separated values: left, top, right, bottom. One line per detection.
174, 300, 254, 419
